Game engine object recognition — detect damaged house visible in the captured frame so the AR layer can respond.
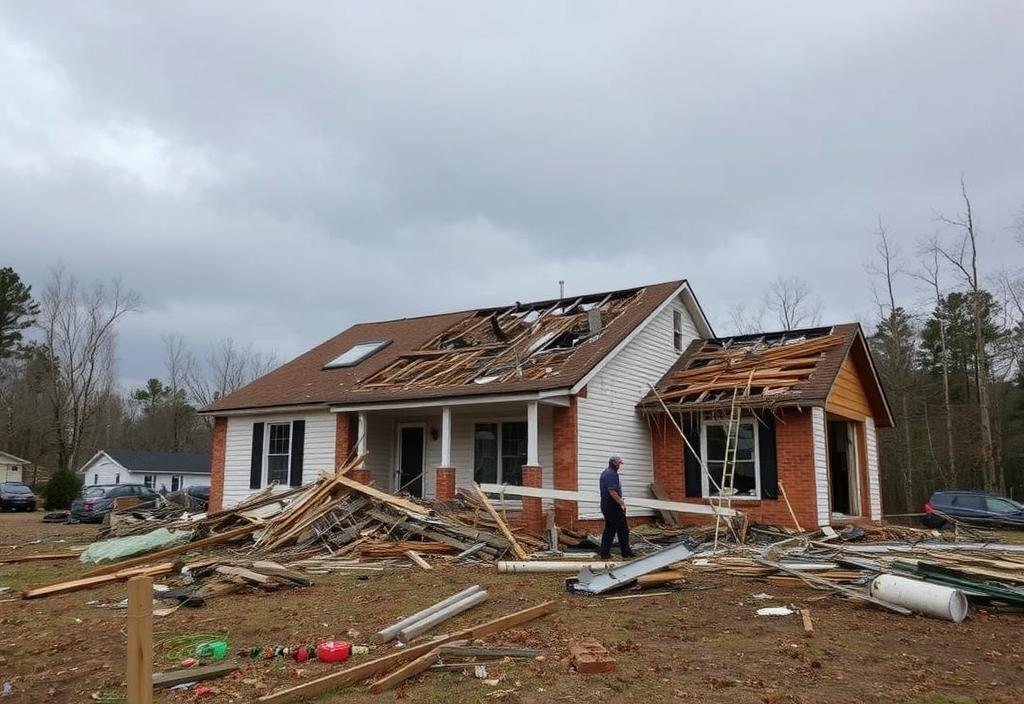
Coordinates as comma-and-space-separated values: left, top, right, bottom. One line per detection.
203, 280, 892, 531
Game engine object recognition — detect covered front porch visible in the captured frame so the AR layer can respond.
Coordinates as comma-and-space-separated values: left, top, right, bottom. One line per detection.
331, 394, 572, 529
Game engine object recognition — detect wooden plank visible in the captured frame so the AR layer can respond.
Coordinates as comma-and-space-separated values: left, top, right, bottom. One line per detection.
777, 480, 803, 532
472, 482, 529, 560
405, 550, 433, 571
648, 483, 680, 525
22, 563, 174, 599
0, 552, 78, 564
604, 591, 673, 601
479, 483, 737, 517
370, 640, 467, 693
126, 576, 153, 704
635, 570, 687, 587
336, 475, 431, 516
152, 662, 239, 689
78, 523, 260, 579
257, 600, 555, 704
800, 609, 814, 638
215, 565, 276, 587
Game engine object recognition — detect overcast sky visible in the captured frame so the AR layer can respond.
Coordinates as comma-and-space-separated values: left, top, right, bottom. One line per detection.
3, 2, 1023, 390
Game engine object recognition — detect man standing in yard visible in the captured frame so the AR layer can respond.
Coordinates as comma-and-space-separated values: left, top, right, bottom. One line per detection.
599, 455, 635, 559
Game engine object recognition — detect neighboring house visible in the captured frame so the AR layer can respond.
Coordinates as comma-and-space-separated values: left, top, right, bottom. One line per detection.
78, 449, 211, 492
641, 324, 893, 529
202, 280, 713, 530
0, 451, 30, 483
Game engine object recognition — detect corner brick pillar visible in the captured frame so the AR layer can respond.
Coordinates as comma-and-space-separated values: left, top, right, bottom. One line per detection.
651, 414, 685, 502
334, 412, 353, 472
209, 416, 227, 511
349, 466, 372, 485
552, 395, 579, 530
521, 465, 544, 533
435, 467, 456, 502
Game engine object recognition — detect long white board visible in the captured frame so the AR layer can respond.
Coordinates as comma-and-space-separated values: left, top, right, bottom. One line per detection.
477, 483, 737, 517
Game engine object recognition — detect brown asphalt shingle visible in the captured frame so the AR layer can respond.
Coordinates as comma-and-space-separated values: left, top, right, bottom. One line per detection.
205, 280, 686, 412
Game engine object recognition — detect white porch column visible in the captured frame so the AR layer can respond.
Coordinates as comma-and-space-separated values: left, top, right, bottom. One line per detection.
357, 411, 368, 462
526, 400, 539, 467
440, 406, 452, 468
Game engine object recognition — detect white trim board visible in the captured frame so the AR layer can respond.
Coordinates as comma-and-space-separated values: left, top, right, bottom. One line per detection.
478, 483, 737, 517
811, 407, 830, 527
330, 390, 572, 413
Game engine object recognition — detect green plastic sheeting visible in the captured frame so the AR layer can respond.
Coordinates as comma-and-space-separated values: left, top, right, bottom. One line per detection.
79, 528, 194, 564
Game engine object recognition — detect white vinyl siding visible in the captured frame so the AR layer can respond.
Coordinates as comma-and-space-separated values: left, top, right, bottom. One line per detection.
865, 417, 882, 520
223, 411, 336, 507
811, 407, 830, 527
577, 296, 699, 519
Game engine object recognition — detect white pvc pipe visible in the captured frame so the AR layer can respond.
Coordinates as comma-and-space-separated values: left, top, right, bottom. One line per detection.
869, 574, 969, 623
376, 585, 482, 642
397, 590, 488, 641
497, 561, 624, 574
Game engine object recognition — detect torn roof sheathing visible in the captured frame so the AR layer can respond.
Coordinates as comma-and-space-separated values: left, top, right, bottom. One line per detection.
641, 323, 893, 425
204, 280, 693, 412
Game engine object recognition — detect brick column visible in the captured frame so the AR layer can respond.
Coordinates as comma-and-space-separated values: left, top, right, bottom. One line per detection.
435, 467, 456, 502
521, 465, 544, 533
334, 412, 353, 472
349, 467, 372, 485
209, 417, 227, 511
651, 414, 685, 501
552, 396, 579, 529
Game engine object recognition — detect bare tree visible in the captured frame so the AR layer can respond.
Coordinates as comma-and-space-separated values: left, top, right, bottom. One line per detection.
163, 333, 189, 450
867, 220, 915, 506
37, 267, 141, 471
932, 176, 1000, 493
727, 302, 765, 335
763, 276, 822, 330
913, 242, 957, 487
185, 337, 278, 421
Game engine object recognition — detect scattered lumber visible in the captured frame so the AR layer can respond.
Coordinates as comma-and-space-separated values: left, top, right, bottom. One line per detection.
405, 550, 432, 571
636, 570, 687, 587
472, 482, 529, 560
22, 562, 174, 599
478, 482, 737, 517
152, 662, 239, 689
0, 552, 78, 564
648, 483, 681, 525
370, 640, 468, 693
801, 609, 814, 637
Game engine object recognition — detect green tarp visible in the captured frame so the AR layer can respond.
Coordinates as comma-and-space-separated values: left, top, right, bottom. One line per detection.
79, 528, 194, 564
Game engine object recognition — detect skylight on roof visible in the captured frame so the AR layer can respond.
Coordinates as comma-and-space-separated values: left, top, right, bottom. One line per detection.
324, 340, 391, 369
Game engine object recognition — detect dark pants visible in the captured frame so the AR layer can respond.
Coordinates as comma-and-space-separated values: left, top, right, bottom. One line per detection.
600, 504, 632, 558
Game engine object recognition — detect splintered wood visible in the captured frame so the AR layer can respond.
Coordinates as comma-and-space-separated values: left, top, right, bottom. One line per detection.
651, 332, 844, 406
355, 288, 645, 390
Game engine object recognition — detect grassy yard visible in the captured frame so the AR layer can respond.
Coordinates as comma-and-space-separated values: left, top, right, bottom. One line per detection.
1, 511, 1022, 703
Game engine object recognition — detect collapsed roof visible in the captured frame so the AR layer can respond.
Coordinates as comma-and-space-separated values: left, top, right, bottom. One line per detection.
205, 280, 704, 411
641, 323, 894, 426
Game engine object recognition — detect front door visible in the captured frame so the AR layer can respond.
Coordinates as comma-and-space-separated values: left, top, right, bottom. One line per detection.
827, 420, 861, 516
397, 424, 425, 498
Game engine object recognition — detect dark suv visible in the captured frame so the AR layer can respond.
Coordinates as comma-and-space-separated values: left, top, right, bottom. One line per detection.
0, 482, 37, 511
922, 490, 1024, 529
70, 484, 160, 523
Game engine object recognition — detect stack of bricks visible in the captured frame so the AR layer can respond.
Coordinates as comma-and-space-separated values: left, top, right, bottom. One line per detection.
570, 639, 616, 674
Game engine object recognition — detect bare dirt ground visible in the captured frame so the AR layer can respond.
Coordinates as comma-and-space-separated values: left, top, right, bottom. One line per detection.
2, 511, 1023, 704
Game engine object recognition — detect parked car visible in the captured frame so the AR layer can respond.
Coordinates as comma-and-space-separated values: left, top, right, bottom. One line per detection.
0, 482, 37, 511
922, 490, 1024, 529
70, 484, 160, 523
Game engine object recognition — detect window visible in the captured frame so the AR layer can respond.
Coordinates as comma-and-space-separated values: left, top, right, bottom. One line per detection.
324, 340, 391, 368
952, 494, 985, 511
171, 475, 183, 492
473, 421, 528, 485
985, 497, 1021, 514
701, 420, 759, 498
266, 423, 291, 485
114, 473, 120, 484
143, 475, 156, 489
672, 310, 684, 352
93, 474, 98, 485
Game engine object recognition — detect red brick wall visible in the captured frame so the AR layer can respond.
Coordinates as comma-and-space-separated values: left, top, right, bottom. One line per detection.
334, 412, 353, 472
521, 465, 543, 532
209, 416, 227, 512
552, 396, 579, 529
647, 408, 821, 529
436, 467, 455, 501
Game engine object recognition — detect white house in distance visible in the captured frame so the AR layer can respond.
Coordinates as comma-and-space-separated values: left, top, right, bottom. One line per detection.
202, 280, 714, 530
78, 449, 211, 492
0, 451, 31, 483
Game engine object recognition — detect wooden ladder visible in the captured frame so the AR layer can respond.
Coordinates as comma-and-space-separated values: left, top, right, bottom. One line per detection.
713, 390, 742, 550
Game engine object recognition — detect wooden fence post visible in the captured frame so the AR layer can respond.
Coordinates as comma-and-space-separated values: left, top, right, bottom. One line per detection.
127, 575, 153, 704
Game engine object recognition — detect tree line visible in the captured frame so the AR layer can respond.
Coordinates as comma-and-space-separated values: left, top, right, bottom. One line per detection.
0, 266, 276, 505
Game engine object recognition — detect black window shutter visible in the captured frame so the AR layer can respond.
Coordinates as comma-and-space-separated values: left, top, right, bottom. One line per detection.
758, 413, 779, 500
250, 422, 265, 490
683, 415, 703, 498
289, 420, 305, 487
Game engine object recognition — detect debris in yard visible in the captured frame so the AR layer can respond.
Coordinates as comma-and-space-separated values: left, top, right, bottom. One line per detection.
377, 585, 484, 642
800, 609, 814, 637
869, 574, 969, 623
570, 639, 616, 674
569, 541, 694, 595
756, 606, 796, 616
151, 662, 238, 689
604, 591, 673, 601
79, 527, 193, 564
0, 552, 79, 564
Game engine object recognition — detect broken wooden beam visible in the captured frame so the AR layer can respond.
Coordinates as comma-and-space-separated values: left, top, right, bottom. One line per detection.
369, 640, 468, 693
405, 550, 432, 571
635, 570, 687, 587
152, 662, 239, 689
472, 482, 529, 560
478, 483, 737, 517
0, 552, 79, 564
22, 562, 174, 599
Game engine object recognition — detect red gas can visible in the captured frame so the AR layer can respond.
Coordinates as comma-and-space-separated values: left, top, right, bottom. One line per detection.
316, 640, 351, 664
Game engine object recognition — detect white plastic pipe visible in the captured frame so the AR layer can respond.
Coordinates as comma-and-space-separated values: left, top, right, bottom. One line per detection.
376, 585, 482, 642
497, 561, 624, 574
397, 590, 488, 641
869, 574, 969, 623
